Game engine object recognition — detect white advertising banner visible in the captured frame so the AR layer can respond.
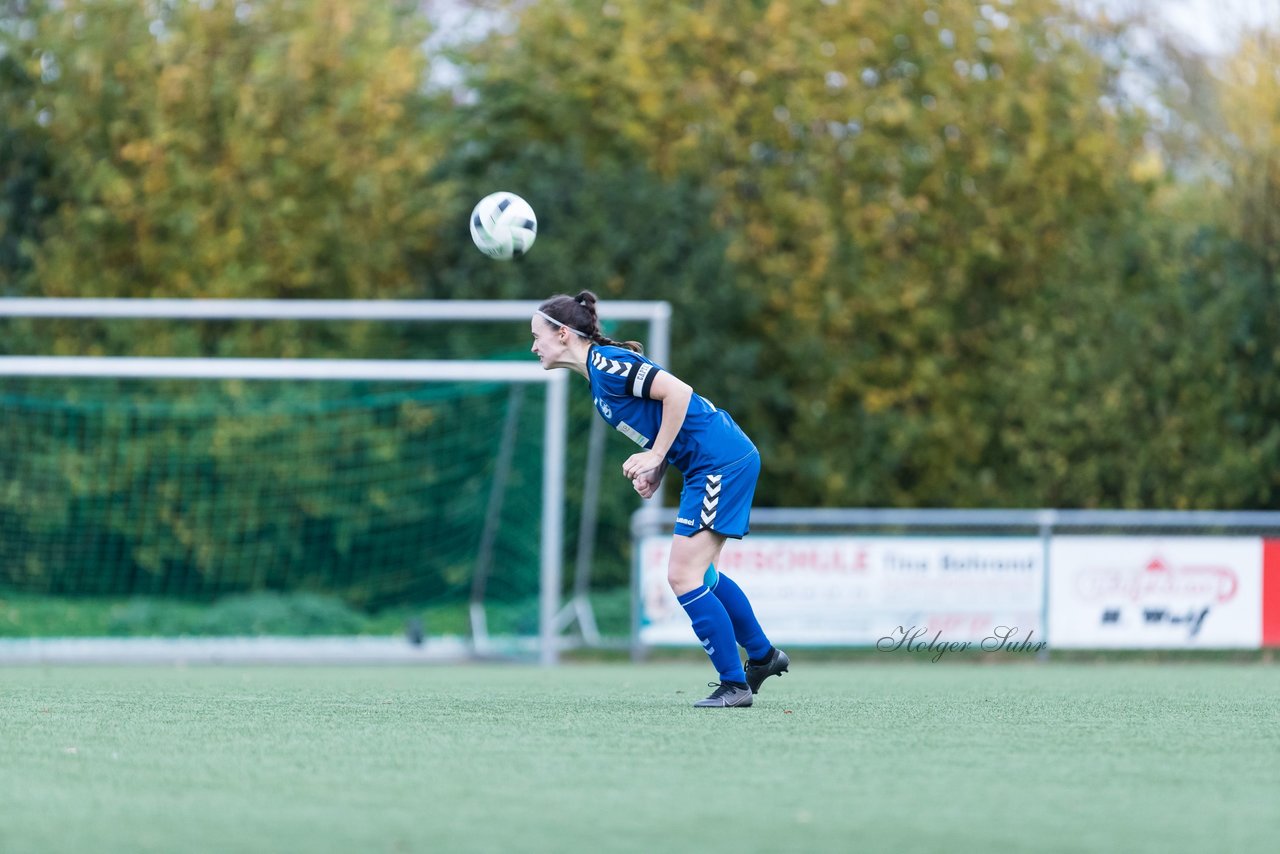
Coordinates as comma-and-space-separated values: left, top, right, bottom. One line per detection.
637, 535, 1045, 647
1047, 536, 1262, 648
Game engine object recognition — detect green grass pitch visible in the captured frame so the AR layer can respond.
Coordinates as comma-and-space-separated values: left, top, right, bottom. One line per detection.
3, 661, 1278, 853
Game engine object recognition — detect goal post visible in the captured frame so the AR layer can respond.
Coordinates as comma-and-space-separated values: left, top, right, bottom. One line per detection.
0, 298, 672, 665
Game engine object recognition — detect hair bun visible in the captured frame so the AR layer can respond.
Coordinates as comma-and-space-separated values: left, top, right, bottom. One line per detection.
574, 290, 597, 307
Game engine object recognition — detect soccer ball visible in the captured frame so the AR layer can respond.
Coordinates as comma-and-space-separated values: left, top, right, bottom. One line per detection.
469, 191, 537, 260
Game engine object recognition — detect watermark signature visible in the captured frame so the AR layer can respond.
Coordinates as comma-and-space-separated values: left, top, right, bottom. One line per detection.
876, 625, 1047, 662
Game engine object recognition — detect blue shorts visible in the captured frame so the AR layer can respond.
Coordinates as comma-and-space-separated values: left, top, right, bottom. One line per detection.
673, 450, 760, 539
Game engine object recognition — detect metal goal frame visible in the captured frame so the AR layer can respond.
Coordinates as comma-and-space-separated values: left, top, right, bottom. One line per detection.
0, 298, 672, 664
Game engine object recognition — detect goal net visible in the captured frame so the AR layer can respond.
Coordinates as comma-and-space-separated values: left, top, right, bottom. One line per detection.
0, 358, 567, 659
1, 375, 541, 603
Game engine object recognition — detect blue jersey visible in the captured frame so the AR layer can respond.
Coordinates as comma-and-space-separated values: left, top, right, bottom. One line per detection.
586, 345, 756, 475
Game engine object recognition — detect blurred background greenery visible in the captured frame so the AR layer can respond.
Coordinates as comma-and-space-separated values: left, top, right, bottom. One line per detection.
1, 0, 1277, 629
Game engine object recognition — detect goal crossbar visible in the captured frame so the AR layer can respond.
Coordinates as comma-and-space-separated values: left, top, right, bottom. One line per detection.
0, 356, 551, 383
0, 297, 671, 321
0, 298, 672, 365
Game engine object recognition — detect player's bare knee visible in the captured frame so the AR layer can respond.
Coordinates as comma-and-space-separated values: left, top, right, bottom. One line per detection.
666, 529, 724, 594
667, 562, 703, 596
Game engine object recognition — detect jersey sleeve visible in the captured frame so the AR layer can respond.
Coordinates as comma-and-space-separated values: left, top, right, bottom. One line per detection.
589, 350, 662, 399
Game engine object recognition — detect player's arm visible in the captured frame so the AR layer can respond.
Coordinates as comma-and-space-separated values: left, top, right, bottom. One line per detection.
622, 371, 691, 480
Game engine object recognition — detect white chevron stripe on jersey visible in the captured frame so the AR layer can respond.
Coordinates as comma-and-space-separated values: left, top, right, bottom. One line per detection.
591, 351, 631, 376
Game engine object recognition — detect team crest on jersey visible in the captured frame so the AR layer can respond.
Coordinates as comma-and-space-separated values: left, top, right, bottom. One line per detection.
594, 397, 612, 418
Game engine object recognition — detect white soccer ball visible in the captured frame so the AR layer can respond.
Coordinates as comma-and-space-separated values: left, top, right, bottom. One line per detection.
469, 191, 537, 260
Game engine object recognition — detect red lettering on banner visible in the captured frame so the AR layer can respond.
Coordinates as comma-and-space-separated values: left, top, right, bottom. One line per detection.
1074, 557, 1239, 604
717, 544, 869, 574
924, 614, 994, 635
789, 549, 814, 570
1264, 540, 1280, 647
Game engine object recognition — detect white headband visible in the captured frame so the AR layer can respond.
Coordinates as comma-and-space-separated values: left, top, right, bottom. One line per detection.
536, 309, 590, 339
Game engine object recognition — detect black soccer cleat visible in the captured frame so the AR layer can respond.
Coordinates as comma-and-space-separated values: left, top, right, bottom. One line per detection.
693, 681, 754, 708
745, 647, 790, 694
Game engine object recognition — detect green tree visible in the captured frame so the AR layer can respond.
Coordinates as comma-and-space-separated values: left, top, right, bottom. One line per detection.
1197, 25, 1280, 506
0, 3, 53, 295
1059, 12, 1280, 508
9, 0, 444, 305
458, 0, 1184, 507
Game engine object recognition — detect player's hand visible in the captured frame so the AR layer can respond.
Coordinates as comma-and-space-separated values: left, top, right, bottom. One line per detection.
631, 468, 662, 499
622, 450, 665, 481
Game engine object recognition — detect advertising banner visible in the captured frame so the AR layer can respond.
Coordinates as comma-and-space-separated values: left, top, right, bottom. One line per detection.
637, 535, 1045, 647
1047, 536, 1262, 648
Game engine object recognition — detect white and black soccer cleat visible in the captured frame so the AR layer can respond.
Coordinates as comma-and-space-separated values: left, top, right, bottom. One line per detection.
693, 681, 754, 708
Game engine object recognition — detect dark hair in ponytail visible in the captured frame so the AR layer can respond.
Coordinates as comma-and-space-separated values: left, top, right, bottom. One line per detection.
536, 290, 644, 354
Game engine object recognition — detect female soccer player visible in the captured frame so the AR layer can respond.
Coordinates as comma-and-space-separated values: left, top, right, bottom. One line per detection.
531, 291, 789, 708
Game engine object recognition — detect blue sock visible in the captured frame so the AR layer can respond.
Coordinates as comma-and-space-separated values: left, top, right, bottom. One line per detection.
705, 565, 773, 661
677, 585, 747, 684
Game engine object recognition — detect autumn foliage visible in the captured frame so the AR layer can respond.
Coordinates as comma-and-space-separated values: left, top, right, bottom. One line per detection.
2, 0, 1278, 512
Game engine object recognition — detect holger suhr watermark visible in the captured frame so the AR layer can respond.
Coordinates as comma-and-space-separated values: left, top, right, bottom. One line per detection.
877, 626, 1047, 662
